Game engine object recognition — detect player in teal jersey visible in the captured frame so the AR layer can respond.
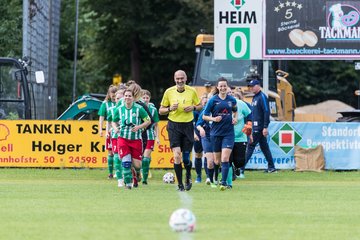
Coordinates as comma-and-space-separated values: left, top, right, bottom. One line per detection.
112, 89, 151, 189
107, 89, 126, 187
98, 85, 118, 179
141, 89, 160, 185
230, 89, 251, 180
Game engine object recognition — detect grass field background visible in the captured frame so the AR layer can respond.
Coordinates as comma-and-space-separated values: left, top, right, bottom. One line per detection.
1, 168, 360, 240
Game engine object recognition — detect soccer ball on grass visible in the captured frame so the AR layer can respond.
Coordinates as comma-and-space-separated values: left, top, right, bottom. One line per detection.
163, 172, 175, 184
169, 208, 196, 232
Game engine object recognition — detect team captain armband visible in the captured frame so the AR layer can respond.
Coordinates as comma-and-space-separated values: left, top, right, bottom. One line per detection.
143, 116, 151, 122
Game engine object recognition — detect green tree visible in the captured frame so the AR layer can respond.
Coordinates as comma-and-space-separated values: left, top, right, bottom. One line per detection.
0, 1, 22, 57
58, 0, 213, 114
58, 0, 111, 113
288, 60, 359, 108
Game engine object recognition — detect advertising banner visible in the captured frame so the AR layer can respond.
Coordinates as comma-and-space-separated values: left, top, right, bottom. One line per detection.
0, 120, 173, 168
1, 120, 358, 170
214, 0, 263, 60
151, 121, 174, 168
264, 0, 360, 59
248, 122, 360, 170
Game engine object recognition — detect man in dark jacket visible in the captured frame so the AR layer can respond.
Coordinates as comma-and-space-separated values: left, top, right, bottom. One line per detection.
245, 79, 276, 173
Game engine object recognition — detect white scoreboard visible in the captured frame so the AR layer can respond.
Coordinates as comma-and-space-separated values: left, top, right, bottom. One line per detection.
214, 0, 263, 60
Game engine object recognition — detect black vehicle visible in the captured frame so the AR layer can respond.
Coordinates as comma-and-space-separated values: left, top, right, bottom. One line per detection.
0, 57, 44, 119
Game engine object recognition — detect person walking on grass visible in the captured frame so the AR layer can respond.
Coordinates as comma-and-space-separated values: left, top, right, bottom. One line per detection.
141, 89, 160, 185
112, 89, 151, 189
126, 81, 155, 186
229, 90, 251, 181
107, 89, 126, 187
98, 84, 118, 179
203, 78, 238, 191
193, 94, 210, 184
245, 79, 277, 173
159, 70, 202, 191
196, 93, 216, 188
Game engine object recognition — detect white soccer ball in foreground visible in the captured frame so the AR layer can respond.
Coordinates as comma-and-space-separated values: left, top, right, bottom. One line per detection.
169, 208, 196, 232
163, 172, 175, 184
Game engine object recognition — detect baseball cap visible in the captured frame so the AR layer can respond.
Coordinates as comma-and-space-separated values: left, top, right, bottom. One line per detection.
247, 79, 260, 87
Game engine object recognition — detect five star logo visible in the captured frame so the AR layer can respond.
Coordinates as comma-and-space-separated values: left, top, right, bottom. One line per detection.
274, 1, 303, 13
271, 123, 302, 154
231, 0, 246, 10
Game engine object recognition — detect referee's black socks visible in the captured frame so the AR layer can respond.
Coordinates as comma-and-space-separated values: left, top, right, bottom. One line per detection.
174, 163, 183, 186
185, 160, 192, 178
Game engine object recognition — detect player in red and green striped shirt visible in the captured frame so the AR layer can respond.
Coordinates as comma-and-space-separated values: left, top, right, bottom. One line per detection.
112, 89, 151, 189
98, 85, 117, 179
141, 89, 160, 184
107, 89, 126, 187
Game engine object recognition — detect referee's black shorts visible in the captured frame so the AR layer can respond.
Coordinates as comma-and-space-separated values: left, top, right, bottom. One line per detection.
167, 120, 194, 152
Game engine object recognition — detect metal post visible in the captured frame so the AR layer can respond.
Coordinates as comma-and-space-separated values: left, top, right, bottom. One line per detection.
72, 0, 79, 103
263, 60, 269, 95
47, 0, 53, 119
22, 0, 29, 59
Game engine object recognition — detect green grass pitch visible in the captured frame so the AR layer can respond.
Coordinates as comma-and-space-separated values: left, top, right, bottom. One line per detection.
1, 168, 360, 240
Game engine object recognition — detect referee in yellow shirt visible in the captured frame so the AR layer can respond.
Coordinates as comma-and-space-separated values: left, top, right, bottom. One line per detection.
159, 70, 202, 191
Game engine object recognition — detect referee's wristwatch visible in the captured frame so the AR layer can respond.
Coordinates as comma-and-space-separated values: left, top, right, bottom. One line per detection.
168, 106, 171, 112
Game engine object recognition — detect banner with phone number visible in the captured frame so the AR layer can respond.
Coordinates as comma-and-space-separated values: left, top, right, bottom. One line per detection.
0, 120, 173, 168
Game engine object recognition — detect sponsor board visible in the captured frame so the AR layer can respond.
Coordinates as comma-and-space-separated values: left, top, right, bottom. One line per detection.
0, 120, 173, 168
265, 0, 360, 59
247, 121, 360, 170
2, 120, 359, 170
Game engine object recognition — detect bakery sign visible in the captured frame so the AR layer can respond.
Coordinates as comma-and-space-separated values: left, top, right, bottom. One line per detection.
264, 0, 360, 59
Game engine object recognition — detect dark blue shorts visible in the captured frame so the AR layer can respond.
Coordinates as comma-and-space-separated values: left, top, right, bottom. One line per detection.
201, 136, 212, 153
211, 135, 234, 152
